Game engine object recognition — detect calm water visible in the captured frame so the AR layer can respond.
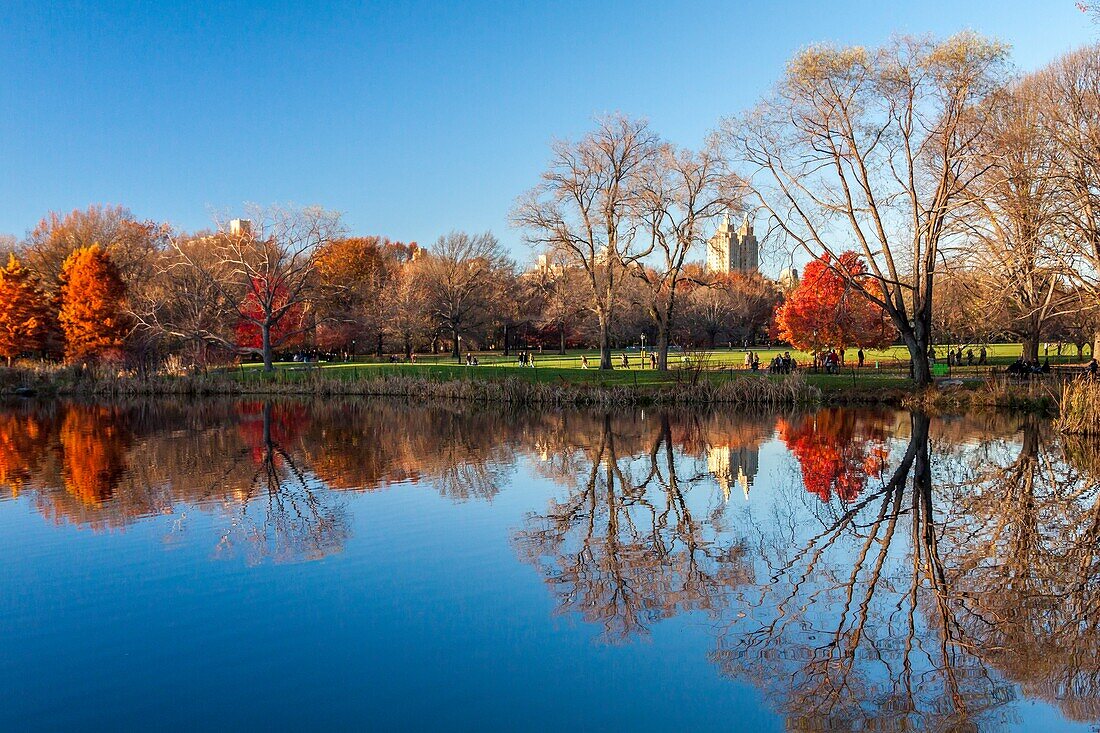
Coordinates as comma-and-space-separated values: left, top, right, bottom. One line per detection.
0, 399, 1097, 732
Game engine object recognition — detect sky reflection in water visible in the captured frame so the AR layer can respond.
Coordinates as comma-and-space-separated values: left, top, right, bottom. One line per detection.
0, 399, 1096, 732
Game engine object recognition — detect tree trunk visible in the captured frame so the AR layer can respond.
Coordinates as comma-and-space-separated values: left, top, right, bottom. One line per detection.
559, 323, 566, 355
376, 331, 384, 357
902, 332, 932, 386
404, 335, 412, 360
261, 322, 274, 373
1023, 329, 1041, 362
598, 313, 613, 370
502, 323, 510, 356
452, 327, 460, 360
657, 322, 670, 371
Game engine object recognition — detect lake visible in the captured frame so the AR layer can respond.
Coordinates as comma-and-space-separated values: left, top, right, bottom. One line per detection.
0, 398, 1096, 732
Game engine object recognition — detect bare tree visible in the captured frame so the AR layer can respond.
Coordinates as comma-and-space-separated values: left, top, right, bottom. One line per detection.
959, 78, 1066, 361
141, 206, 343, 372
724, 34, 1008, 384
513, 115, 660, 369
631, 140, 741, 369
1032, 44, 1100, 350
420, 231, 512, 359
383, 254, 431, 359
531, 253, 587, 354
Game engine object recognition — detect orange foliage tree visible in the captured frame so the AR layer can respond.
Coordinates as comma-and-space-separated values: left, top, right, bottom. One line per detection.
774, 252, 896, 354
0, 254, 49, 366
58, 245, 128, 363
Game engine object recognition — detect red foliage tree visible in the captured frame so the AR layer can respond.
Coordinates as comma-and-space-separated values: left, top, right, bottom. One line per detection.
774, 252, 895, 353
235, 279, 307, 354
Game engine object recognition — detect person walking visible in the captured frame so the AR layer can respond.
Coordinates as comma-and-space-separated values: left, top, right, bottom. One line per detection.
978, 346, 987, 366
581, 355, 589, 369
857, 348, 865, 369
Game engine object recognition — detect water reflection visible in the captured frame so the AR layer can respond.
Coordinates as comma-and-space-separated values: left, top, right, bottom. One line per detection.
0, 398, 1096, 730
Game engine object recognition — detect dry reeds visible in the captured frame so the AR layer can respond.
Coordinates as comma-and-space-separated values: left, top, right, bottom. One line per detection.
0, 366, 821, 407
1055, 378, 1100, 435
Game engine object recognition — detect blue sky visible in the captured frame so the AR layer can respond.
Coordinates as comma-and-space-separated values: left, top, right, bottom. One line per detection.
1, 0, 1095, 264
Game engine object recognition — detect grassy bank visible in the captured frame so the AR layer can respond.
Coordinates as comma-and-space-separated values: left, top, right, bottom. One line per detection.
1, 357, 1078, 415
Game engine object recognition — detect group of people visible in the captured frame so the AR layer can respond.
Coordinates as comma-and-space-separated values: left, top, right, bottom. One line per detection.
516, 351, 536, 367
768, 352, 797, 374
940, 346, 987, 367
812, 349, 845, 374
464, 353, 480, 366
1005, 357, 1051, 376
743, 351, 761, 372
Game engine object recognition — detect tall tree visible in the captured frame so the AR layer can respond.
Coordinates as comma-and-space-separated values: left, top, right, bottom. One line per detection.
631, 140, 741, 369
774, 252, 896, 354
960, 78, 1065, 361
384, 255, 431, 359
725, 34, 1008, 384
58, 245, 128, 364
1031, 45, 1100, 351
513, 115, 659, 369
0, 255, 49, 366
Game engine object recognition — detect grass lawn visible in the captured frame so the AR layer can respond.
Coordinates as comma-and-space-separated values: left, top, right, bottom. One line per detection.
231, 343, 1085, 392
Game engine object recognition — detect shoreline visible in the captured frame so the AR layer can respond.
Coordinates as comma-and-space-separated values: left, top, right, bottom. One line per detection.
0, 367, 1060, 413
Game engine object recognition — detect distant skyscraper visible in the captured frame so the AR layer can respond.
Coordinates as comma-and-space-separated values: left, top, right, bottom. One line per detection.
706, 214, 758, 275
778, 266, 800, 290
228, 218, 252, 237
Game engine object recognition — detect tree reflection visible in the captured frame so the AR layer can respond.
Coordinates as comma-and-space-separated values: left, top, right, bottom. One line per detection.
0, 404, 54, 498
777, 408, 890, 502
514, 412, 754, 642
213, 401, 349, 564
939, 417, 1100, 722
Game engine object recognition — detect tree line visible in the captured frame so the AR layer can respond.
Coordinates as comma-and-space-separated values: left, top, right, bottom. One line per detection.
2, 35, 1098, 383
0, 203, 781, 372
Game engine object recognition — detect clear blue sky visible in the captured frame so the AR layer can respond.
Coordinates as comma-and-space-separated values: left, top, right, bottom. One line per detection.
1, 0, 1095, 263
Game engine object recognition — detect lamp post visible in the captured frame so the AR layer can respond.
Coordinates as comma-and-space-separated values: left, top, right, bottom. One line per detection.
641, 332, 646, 354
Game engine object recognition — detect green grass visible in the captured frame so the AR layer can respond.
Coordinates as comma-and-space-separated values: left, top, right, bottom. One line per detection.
230, 343, 1084, 391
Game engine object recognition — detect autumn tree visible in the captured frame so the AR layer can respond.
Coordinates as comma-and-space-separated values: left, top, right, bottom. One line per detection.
774, 252, 895, 354
0, 255, 49, 366
383, 255, 431, 359
160, 207, 343, 372
513, 115, 660, 369
725, 34, 1009, 384
687, 272, 780, 347
58, 245, 128, 364
313, 236, 416, 355
23, 205, 165, 296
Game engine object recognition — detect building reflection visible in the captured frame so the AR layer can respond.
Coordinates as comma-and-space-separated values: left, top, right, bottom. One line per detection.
706, 444, 759, 500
